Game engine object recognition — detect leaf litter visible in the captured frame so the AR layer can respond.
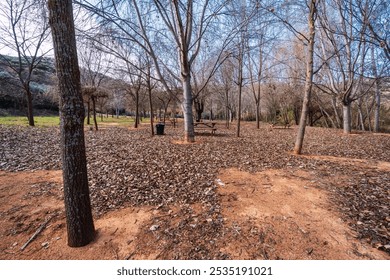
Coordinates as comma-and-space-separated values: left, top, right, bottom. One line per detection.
0, 123, 389, 259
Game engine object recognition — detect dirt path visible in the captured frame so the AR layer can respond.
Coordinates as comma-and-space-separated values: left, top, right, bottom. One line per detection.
217, 168, 387, 259
0, 169, 387, 260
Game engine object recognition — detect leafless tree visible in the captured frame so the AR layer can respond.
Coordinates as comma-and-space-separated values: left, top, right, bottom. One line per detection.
78, 40, 111, 129
293, 0, 317, 154
317, 0, 369, 134
75, 0, 242, 142
0, 0, 51, 126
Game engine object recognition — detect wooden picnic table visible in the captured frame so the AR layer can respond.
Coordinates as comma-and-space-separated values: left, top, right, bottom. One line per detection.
194, 121, 217, 135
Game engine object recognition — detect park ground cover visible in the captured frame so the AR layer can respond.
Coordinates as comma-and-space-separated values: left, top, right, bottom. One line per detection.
0, 121, 389, 259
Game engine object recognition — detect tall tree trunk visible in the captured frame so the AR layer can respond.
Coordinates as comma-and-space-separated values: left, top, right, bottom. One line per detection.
293, 0, 317, 155
371, 45, 381, 132
225, 90, 230, 129
343, 103, 352, 134
194, 98, 204, 122
26, 88, 35, 126
149, 90, 154, 136
255, 101, 260, 129
48, 0, 95, 247
87, 98, 91, 125
236, 82, 242, 137
374, 84, 380, 132
92, 96, 98, 131
182, 74, 195, 142
236, 48, 243, 138
134, 91, 139, 128
357, 102, 365, 131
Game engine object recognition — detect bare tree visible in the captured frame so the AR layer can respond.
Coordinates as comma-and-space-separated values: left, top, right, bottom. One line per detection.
293, 0, 317, 154
216, 54, 235, 128
75, 0, 241, 142
317, 0, 368, 134
371, 43, 381, 132
0, 0, 51, 126
48, 0, 95, 247
79, 41, 111, 129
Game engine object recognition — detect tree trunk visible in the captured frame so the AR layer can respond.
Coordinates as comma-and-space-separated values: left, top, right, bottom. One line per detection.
374, 85, 380, 132
134, 90, 139, 128
48, 0, 95, 247
357, 102, 365, 131
149, 90, 154, 136
225, 90, 230, 129
87, 98, 91, 125
236, 48, 243, 138
372, 56, 381, 132
194, 98, 204, 122
343, 103, 352, 134
236, 83, 242, 137
293, 0, 317, 155
182, 74, 195, 142
91, 96, 98, 131
255, 101, 260, 129
26, 88, 35, 126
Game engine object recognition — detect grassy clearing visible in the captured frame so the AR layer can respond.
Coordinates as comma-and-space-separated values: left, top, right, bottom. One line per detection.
0, 115, 149, 127
0, 116, 60, 127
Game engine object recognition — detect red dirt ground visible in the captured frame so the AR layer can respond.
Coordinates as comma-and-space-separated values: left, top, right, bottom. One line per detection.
0, 165, 388, 260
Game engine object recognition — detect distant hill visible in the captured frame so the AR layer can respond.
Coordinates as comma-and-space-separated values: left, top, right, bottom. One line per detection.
0, 55, 58, 116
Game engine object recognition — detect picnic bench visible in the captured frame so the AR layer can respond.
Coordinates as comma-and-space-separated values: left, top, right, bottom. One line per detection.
268, 121, 291, 131
194, 121, 217, 135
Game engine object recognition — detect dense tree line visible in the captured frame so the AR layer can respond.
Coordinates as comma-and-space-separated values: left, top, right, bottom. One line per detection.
1, 0, 388, 135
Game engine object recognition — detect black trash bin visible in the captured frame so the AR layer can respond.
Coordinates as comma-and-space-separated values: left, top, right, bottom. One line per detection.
156, 123, 165, 135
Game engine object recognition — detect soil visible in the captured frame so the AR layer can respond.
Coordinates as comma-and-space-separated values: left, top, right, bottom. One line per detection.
0, 166, 387, 260
0, 122, 389, 260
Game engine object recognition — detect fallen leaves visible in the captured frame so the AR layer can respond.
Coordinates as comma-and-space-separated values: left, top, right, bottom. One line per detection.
0, 123, 389, 258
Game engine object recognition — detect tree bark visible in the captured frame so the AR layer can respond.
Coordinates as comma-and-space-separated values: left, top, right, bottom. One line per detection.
371, 44, 381, 132
48, 0, 95, 247
182, 74, 195, 142
357, 101, 365, 131
342, 103, 352, 134
236, 60, 243, 138
134, 90, 139, 129
92, 95, 98, 131
293, 0, 317, 155
87, 98, 91, 125
225, 90, 230, 129
255, 101, 260, 129
147, 69, 155, 136
374, 83, 381, 132
26, 88, 35, 126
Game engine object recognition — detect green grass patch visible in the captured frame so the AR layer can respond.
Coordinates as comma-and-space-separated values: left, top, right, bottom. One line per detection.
0, 115, 149, 127
0, 116, 60, 127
